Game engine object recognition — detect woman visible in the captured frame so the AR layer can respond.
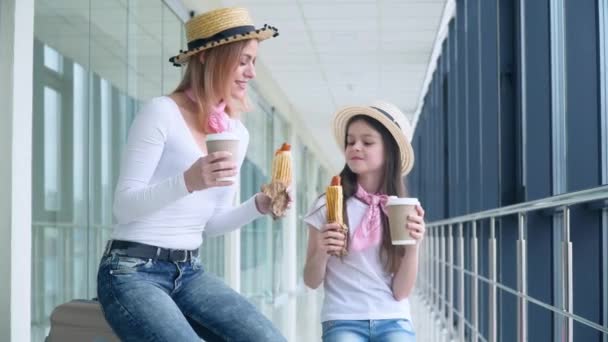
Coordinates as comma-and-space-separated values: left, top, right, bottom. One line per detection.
303, 102, 426, 341
97, 7, 285, 342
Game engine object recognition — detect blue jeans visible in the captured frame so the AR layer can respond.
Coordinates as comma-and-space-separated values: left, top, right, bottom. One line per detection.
97, 252, 285, 342
322, 319, 416, 342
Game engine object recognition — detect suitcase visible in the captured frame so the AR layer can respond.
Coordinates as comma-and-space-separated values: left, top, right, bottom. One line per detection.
46, 299, 120, 342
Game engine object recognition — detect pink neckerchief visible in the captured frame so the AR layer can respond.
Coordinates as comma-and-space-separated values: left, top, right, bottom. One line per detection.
349, 184, 389, 252
184, 88, 228, 133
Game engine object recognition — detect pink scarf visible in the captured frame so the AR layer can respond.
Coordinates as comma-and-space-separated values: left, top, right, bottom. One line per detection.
184, 88, 228, 133
350, 184, 389, 252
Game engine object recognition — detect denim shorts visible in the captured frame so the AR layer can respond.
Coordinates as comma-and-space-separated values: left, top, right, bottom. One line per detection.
322, 319, 416, 342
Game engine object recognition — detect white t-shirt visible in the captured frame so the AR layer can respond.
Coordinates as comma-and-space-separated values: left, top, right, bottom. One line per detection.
304, 195, 412, 323
111, 96, 262, 250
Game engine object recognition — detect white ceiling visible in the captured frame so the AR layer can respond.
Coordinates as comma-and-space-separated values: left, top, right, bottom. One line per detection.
182, 0, 447, 171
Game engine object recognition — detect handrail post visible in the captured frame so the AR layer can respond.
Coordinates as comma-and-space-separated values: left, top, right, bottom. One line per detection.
434, 225, 441, 341
448, 223, 454, 336
471, 220, 479, 341
458, 222, 465, 341
489, 217, 497, 342
429, 227, 434, 306
441, 225, 447, 333
562, 207, 573, 342
517, 213, 528, 342
429, 227, 434, 305
427, 226, 433, 305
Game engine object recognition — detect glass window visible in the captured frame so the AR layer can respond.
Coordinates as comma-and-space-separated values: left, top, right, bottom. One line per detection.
43, 45, 63, 74
162, 5, 184, 94
43, 86, 62, 212
31, 1, 184, 339
270, 113, 290, 296
239, 89, 273, 304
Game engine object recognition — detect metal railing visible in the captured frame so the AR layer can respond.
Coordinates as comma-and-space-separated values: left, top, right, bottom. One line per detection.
417, 185, 608, 341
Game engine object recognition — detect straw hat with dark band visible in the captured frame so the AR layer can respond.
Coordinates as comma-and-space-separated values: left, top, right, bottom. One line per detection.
333, 101, 415, 175
169, 7, 279, 66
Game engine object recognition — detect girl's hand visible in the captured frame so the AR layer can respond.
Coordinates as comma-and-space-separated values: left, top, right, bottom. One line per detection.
183, 152, 237, 192
407, 204, 426, 242
317, 223, 346, 255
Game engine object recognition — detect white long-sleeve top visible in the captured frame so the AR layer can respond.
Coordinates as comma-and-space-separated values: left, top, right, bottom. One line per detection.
111, 96, 262, 250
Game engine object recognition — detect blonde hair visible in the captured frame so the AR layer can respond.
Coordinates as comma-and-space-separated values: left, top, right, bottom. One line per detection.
173, 39, 253, 132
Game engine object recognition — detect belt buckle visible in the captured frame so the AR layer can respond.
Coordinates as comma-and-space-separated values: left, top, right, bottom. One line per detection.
171, 249, 189, 263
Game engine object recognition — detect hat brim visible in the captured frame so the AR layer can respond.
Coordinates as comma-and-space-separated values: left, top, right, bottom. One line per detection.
333, 106, 415, 175
169, 26, 278, 66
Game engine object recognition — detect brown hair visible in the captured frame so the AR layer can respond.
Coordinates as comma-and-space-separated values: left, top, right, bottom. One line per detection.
173, 39, 253, 132
339, 115, 407, 273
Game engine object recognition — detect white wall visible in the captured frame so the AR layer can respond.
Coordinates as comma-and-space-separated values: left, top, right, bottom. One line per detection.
0, 0, 34, 341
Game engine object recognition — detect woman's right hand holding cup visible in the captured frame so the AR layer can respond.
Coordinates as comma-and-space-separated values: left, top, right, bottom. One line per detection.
183, 151, 237, 192
318, 223, 346, 255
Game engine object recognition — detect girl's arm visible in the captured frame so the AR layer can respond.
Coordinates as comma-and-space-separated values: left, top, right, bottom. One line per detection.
392, 245, 420, 300
303, 223, 345, 289
391, 205, 426, 300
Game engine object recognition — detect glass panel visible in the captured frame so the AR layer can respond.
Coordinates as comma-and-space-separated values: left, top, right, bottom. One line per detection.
199, 235, 225, 278
240, 90, 273, 305
294, 140, 329, 283
32, 1, 185, 339
43, 86, 62, 212
73, 63, 87, 216
87, 0, 129, 297
44, 45, 63, 73
271, 113, 290, 296
127, 0, 162, 101
162, 5, 184, 94
295, 138, 309, 278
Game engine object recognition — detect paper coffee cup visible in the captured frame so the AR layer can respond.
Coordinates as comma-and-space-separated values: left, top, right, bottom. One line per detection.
206, 132, 240, 182
386, 196, 420, 245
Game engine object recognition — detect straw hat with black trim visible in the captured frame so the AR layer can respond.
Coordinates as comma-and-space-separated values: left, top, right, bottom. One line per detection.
169, 7, 279, 66
333, 101, 415, 175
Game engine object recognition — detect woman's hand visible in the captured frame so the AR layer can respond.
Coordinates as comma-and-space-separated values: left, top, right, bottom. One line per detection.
254, 187, 294, 215
286, 187, 294, 210
183, 151, 237, 192
406, 204, 426, 242
315, 223, 347, 255
254, 192, 272, 214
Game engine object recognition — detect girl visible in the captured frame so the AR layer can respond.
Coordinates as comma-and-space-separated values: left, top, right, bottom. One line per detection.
97, 7, 285, 342
303, 101, 426, 342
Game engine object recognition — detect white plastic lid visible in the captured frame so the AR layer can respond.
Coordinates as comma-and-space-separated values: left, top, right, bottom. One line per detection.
386, 196, 419, 206
206, 132, 239, 141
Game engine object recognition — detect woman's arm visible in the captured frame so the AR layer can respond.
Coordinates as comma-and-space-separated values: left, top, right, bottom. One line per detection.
113, 99, 190, 223
202, 194, 264, 237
